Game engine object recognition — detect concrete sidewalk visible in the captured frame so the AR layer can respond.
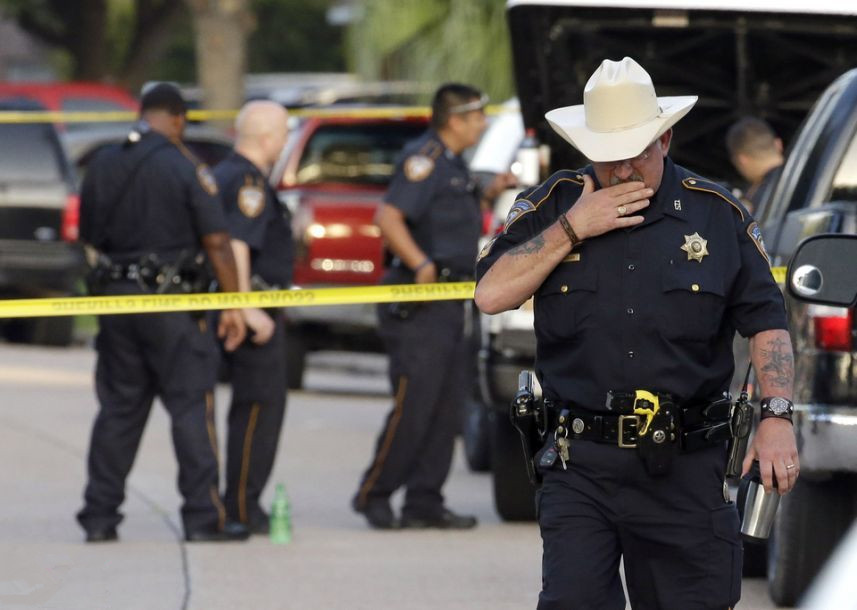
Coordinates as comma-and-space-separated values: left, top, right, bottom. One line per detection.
0, 345, 542, 610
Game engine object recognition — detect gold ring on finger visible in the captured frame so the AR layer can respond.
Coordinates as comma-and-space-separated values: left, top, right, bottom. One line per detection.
617, 205, 627, 216
786, 464, 796, 470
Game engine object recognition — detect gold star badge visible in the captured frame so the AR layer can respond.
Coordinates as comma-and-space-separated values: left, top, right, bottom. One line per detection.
681, 232, 709, 262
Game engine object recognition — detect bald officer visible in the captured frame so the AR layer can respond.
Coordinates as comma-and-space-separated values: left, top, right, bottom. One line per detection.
214, 101, 294, 534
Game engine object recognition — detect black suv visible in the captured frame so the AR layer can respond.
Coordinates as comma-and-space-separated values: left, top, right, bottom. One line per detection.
747, 67, 857, 606
0, 100, 85, 345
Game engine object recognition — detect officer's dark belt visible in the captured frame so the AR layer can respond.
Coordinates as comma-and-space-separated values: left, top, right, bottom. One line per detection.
544, 397, 733, 453
104, 262, 194, 291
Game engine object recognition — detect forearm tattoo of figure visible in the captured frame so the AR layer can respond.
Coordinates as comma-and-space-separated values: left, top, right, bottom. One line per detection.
509, 234, 545, 257
759, 336, 795, 390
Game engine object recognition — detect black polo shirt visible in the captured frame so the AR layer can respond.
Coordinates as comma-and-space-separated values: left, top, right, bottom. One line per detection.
80, 127, 226, 264
476, 158, 788, 408
213, 152, 294, 288
384, 129, 481, 280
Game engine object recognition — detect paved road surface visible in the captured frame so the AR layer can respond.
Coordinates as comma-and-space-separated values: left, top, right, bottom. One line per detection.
0, 344, 783, 609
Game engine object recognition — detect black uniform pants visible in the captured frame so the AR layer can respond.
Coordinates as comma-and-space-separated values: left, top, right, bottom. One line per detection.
536, 440, 742, 610
222, 312, 287, 527
355, 301, 467, 516
77, 296, 224, 535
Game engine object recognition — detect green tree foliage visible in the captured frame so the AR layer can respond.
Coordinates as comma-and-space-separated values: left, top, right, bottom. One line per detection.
346, 0, 514, 102
0, 0, 187, 87
1, 0, 346, 88
249, 0, 345, 73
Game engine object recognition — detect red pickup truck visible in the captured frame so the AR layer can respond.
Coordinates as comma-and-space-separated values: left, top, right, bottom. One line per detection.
276, 111, 429, 388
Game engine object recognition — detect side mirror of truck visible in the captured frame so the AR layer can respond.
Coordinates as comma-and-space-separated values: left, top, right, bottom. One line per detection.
787, 234, 857, 306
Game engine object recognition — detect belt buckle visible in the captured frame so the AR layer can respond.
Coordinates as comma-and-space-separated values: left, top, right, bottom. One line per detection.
618, 415, 639, 448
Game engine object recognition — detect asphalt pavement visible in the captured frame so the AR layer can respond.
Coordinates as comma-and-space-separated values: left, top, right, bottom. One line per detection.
0, 344, 782, 609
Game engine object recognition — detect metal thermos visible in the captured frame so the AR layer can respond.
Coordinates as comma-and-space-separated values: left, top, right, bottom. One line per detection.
738, 460, 780, 540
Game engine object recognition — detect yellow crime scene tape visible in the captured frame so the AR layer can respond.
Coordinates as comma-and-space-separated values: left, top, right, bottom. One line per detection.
0, 283, 476, 319
0, 268, 787, 319
0, 104, 510, 124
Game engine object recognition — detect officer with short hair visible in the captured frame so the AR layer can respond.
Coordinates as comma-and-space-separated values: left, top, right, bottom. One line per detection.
213, 100, 294, 534
352, 83, 510, 530
77, 83, 248, 543
726, 116, 784, 214
475, 58, 799, 609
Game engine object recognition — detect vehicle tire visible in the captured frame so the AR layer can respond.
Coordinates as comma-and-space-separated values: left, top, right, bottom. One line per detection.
767, 477, 854, 606
491, 410, 536, 521
462, 397, 491, 472
285, 327, 307, 390
4, 317, 74, 346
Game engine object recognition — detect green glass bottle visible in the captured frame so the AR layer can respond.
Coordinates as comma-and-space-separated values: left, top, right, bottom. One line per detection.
269, 483, 292, 545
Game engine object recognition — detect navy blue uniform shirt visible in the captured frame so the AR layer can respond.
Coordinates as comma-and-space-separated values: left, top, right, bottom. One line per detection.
80, 127, 226, 264
476, 158, 788, 408
384, 129, 481, 280
213, 152, 294, 288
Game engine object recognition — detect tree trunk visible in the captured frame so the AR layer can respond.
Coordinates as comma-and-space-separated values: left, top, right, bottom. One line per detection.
120, 1, 187, 93
185, 0, 254, 116
71, 0, 108, 80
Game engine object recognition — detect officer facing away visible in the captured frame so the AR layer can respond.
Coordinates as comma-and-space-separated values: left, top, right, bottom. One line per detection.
213, 100, 294, 535
77, 83, 248, 543
475, 58, 799, 609
352, 83, 510, 530
726, 116, 785, 214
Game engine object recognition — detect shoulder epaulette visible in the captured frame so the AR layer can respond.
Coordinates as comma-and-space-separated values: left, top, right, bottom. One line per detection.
503, 170, 584, 232
681, 176, 745, 222
520, 170, 584, 205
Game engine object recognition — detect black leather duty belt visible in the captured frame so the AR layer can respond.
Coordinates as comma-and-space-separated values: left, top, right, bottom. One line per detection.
544, 396, 733, 453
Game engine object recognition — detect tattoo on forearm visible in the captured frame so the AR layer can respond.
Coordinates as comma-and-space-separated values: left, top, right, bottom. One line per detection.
759, 336, 794, 390
509, 234, 545, 257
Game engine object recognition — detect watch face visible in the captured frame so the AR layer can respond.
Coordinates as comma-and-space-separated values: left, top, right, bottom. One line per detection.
768, 397, 792, 415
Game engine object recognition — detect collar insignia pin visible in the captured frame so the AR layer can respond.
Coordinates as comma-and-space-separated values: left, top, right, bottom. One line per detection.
681, 232, 709, 262
674, 199, 681, 211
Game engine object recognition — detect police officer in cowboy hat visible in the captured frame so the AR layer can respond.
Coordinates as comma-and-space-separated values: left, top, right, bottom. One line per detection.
475, 57, 799, 609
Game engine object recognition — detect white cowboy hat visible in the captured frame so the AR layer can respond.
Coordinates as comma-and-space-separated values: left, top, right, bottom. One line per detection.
545, 57, 698, 163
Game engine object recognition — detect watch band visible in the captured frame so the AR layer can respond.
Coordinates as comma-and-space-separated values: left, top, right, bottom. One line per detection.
760, 396, 794, 423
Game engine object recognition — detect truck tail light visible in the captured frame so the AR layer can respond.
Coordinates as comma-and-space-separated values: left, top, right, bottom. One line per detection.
62, 193, 80, 242
809, 305, 854, 351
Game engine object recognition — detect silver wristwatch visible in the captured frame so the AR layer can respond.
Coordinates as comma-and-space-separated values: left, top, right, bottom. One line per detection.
760, 396, 794, 422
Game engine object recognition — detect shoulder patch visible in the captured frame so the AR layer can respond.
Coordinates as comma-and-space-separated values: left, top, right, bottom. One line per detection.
681, 177, 744, 222
196, 165, 218, 196
238, 185, 266, 218
404, 155, 435, 182
504, 199, 536, 232
747, 221, 770, 264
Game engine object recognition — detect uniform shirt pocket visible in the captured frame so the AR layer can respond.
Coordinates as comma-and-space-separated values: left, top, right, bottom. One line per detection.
534, 266, 598, 343
660, 266, 727, 341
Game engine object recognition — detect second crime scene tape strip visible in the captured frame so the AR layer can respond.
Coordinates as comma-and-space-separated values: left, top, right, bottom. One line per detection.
0, 282, 476, 319
0, 105, 511, 124
0, 266, 787, 319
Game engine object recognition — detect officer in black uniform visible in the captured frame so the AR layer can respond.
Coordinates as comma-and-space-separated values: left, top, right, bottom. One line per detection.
726, 116, 784, 215
475, 58, 800, 609
213, 100, 294, 534
76, 83, 248, 543
352, 83, 509, 530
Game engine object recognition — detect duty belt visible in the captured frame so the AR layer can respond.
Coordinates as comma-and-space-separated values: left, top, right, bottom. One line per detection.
544, 395, 733, 453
